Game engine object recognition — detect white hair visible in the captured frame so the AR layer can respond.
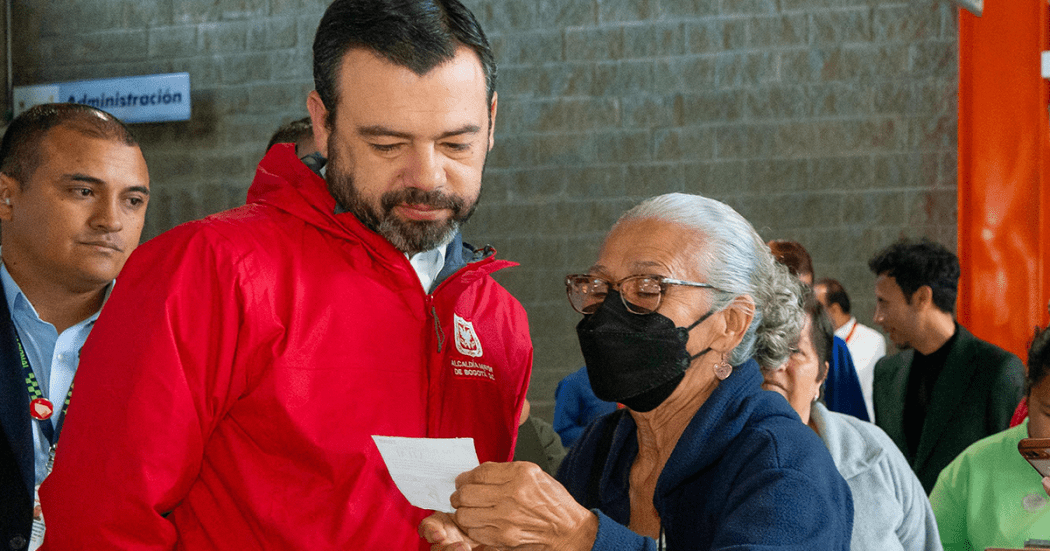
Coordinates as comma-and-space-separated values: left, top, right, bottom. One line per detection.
617, 193, 804, 370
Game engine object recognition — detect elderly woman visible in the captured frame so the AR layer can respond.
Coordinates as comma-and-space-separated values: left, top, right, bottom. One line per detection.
420, 193, 853, 550
762, 293, 942, 551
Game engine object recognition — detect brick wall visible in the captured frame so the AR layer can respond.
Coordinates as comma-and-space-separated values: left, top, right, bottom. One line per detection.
10, 0, 958, 421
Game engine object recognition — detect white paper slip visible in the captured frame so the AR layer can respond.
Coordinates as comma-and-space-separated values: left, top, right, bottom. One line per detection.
372, 435, 480, 513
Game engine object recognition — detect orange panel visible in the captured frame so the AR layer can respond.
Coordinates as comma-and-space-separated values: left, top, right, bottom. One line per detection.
957, 1, 1050, 361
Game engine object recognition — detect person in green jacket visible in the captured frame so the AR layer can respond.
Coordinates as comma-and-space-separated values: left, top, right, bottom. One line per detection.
930, 323, 1050, 550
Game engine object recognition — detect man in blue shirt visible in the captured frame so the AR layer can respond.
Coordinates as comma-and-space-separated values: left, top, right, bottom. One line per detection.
0, 103, 150, 550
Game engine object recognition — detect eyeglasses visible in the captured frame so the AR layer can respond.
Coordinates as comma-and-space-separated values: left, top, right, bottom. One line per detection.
565, 274, 720, 315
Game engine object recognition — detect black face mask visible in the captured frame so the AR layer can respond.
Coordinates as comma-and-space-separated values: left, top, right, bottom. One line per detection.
576, 290, 714, 412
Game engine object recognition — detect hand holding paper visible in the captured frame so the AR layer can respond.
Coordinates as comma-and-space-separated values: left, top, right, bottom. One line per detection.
372, 436, 480, 513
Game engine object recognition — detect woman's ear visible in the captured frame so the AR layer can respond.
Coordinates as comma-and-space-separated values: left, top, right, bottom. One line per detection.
712, 295, 755, 354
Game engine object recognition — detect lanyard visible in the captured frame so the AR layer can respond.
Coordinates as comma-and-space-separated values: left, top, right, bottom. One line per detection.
14, 331, 73, 447
844, 321, 858, 344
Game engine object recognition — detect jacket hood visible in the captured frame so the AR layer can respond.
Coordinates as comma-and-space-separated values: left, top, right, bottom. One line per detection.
810, 402, 885, 480
247, 144, 369, 244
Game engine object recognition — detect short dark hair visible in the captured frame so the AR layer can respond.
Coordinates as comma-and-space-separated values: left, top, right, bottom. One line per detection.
1027, 321, 1050, 396
816, 277, 851, 315
768, 240, 814, 280
312, 0, 497, 129
266, 116, 313, 154
867, 238, 959, 314
0, 103, 137, 189
804, 289, 834, 383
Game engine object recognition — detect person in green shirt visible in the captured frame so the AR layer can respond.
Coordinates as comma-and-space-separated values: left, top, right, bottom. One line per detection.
930, 323, 1050, 550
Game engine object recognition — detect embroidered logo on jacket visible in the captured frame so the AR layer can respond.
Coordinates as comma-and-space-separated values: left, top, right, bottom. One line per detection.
451, 314, 495, 381
454, 314, 483, 358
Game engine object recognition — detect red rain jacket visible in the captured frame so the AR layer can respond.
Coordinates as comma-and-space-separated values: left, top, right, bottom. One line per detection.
39, 145, 532, 550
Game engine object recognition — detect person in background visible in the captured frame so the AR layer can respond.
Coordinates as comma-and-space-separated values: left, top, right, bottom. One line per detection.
513, 399, 566, 476
265, 115, 322, 174
0, 103, 149, 551
768, 239, 869, 422
815, 277, 887, 422
1007, 303, 1050, 431
768, 239, 815, 285
870, 238, 1024, 493
265, 116, 317, 157
39, 0, 532, 548
930, 324, 1050, 550
763, 291, 942, 551
553, 365, 618, 448
421, 193, 853, 551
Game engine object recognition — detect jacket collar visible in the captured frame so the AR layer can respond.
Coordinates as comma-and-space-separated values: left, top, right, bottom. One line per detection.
810, 402, 883, 480
247, 145, 509, 291
596, 359, 771, 511
834, 317, 857, 341
913, 324, 977, 469
248, 144, 387, 255
661, 359, 766, 478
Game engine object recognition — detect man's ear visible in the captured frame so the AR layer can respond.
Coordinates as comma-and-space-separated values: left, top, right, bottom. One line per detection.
912, 285, 934, 310
306, 91, 332, 158
487, 91, 498, 151
0, 173, 18, 222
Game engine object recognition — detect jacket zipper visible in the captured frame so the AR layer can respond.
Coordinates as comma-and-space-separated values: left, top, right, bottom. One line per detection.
426, 250, 500, 354
427, 296, 444, 353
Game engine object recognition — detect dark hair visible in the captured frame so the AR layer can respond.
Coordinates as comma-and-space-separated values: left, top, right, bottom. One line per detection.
816, 277, 851, 315
312, 0, 497, 129
1027, 325, 1050, 396
867, 238, 959, 314
804, 289, 834, 383
266, 116, 313, 154
768, 240, 814, 280
0, 103, 137, 188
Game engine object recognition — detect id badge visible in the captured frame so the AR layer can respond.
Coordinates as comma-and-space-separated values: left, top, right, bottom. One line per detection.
30, 484, 45, 551
29, 445, 56, 551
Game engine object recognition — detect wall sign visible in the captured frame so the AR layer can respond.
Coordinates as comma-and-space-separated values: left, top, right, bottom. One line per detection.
13, 72, 191, 123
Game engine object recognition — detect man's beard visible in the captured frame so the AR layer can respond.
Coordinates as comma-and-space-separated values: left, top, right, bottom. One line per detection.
325, 142, 480, 255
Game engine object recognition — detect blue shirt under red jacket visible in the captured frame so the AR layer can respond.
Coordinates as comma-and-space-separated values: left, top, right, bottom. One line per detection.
556, 359, 854, 551
824, 336, 870, 422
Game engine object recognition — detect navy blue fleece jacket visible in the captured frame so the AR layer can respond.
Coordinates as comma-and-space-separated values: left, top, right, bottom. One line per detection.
556, 359, 854, 551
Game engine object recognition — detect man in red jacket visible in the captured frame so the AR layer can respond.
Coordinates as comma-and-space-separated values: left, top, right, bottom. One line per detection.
39, 1, 532, 549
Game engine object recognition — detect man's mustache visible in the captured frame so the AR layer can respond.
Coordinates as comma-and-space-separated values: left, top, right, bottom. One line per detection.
381, 188, 464, 213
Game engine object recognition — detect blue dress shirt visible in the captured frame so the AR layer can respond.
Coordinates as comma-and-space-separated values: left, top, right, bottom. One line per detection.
0, 263, 104, 487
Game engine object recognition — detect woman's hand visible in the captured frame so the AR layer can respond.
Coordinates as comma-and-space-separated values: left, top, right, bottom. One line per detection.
448, 461, 598, 551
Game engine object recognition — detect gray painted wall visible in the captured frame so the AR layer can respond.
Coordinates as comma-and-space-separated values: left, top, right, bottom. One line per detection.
11, 0, 958, 421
